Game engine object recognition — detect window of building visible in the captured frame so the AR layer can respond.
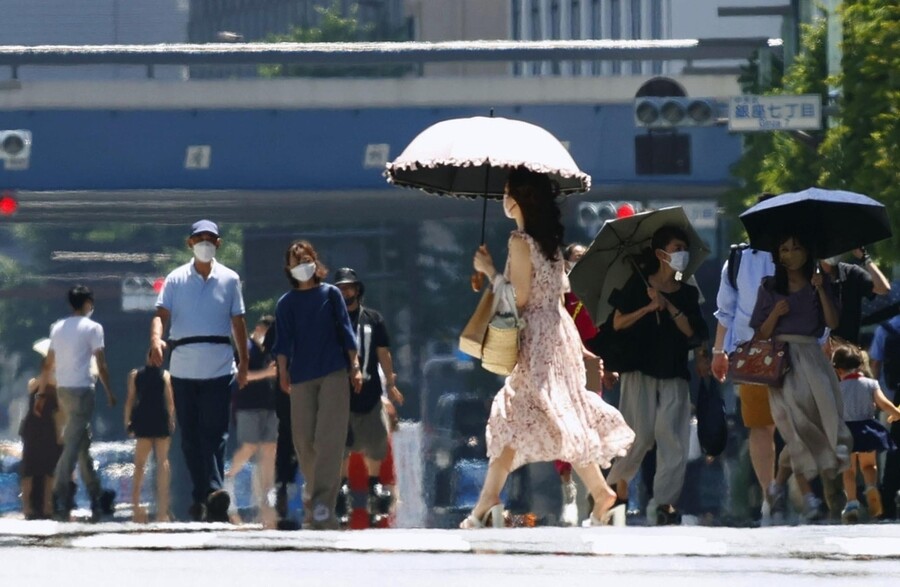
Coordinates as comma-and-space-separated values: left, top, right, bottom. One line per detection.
550, 0, 561, 74
512, 0, 522, 76
631, 0, 642, 74
530, 0, 542, 74
571, 0, 582, 75
512, 0, 522, 40
650, 0, 663, 74
591, 0, 601, 74
570, 0, 581, 38
610, 0, 621, 74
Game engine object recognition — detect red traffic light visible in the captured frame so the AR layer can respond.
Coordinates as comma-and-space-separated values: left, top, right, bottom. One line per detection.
0, 191, 18, 216
152, 278, 165, 293
616, 203, 635, 219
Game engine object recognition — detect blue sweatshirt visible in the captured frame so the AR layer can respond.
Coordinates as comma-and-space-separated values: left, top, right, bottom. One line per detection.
273, 283, 357, 384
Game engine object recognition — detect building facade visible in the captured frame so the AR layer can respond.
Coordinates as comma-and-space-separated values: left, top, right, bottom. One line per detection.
407, 0, 787, 77
0, 0, 189, 80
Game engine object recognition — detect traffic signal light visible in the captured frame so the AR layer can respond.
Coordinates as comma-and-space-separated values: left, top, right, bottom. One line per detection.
577, 201, 643, 238
0, 130, 32, 171
0, 190, 17, 216
634, 98, 716, 128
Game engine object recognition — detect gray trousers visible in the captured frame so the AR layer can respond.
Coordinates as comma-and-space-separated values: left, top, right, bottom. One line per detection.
290, 369, 350, 527
53, 387, 101, 503
606, 371, 691, 506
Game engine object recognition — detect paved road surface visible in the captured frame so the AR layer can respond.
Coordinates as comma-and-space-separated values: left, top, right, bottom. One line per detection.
2, 521, 899, 586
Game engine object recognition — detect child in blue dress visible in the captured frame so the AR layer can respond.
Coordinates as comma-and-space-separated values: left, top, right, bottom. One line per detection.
832, 345, 900, 522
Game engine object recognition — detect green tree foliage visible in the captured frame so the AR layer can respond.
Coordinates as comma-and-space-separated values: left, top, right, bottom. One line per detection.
820, 1, 900, 256
258, 1, 411, 78
729, 4, 900, 262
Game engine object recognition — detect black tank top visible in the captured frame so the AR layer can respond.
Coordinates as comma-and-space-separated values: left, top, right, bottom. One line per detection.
134, 366, 166, 416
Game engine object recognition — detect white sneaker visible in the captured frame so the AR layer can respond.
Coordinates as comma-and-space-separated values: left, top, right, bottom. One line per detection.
801, 493, 823, 523
560, 481, 578, 527
759, 498, 772, 527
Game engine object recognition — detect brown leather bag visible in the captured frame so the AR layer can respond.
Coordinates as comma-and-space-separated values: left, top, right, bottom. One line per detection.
729, 339, 791, 388
459, 289, 495, 360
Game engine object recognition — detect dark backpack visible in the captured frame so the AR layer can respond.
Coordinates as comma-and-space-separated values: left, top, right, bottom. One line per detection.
726, 243, 749, 290
880, 321, 900, 392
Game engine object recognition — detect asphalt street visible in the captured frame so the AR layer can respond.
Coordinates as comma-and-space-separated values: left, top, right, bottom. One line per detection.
1, 521, 899, 586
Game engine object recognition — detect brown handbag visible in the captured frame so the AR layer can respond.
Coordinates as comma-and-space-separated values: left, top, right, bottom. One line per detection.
459, 288, 495, 359
729, 339, 791, 388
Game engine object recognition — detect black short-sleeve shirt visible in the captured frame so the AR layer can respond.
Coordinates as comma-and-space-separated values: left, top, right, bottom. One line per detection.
349, 306, 391, 414
608, 273, 707, 381
234, 337, 277, 411
831, 262, 875, 344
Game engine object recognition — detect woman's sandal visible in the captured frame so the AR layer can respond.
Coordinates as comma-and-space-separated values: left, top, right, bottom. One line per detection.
460, 504, 504, 529
586, 495, 627, 527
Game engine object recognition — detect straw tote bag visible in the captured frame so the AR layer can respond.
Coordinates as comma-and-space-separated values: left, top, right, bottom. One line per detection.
459, 280, 522, 375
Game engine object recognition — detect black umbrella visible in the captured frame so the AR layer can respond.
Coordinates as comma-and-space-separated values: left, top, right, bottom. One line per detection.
739, 188, 892, 258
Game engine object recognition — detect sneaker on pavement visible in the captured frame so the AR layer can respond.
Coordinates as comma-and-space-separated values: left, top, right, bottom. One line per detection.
559, 480, 578, 527
205, 490, 231, 523
865, 486, 883, 519
767, 483, 786, 525
759, 498, 773, 527
841, 500, 860, 524
367, 482, 392, 518
99, 489, 116, 516
188, 501, 206, 522
801, 493, 824, 523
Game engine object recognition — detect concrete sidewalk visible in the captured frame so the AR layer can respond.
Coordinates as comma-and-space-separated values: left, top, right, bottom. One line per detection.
1, 519, 900, 559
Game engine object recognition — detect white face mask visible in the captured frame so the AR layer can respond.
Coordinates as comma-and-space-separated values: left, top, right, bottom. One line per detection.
85, 308, 94, 319
664, 250, 690, 273
290, 262, 316, 283
502, 195, 516, 219
193, 241, 216, 263
823, 255, 842, 266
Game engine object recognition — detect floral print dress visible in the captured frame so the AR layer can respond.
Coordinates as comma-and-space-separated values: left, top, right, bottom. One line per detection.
486, 231, 635, 471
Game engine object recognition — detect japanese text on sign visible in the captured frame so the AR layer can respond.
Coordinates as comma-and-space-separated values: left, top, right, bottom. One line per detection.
728, 95, 822, 132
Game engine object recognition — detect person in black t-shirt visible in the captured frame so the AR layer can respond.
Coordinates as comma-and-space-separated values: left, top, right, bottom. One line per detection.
819, 247, 890, 348
604, 225, 708, 526
225, 315, 278, 527
333, 268, 404, 518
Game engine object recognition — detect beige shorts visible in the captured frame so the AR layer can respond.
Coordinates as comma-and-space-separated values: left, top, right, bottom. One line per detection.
739, 383, 774, 428
346, 402, 389, 461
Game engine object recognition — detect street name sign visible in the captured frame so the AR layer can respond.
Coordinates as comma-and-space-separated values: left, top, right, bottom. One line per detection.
728, 94, 822, 132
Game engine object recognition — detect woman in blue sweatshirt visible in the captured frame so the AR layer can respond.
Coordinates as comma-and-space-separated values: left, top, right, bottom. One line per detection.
273, 239, 362, 530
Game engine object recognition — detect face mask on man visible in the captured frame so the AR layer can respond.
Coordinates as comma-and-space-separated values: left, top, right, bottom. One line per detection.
290, 262, 316, 283
85, 307, 94, 319
664, 250, 690, 273
193, 241, 216, 263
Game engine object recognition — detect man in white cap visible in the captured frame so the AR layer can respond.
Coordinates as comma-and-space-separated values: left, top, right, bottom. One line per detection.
149, 219, 248, 522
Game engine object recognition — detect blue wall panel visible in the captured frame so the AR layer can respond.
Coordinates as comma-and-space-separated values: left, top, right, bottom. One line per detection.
0, 104, 742, 191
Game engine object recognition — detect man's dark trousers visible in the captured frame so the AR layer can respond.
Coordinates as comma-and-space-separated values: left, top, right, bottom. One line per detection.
172, 375, 233, 505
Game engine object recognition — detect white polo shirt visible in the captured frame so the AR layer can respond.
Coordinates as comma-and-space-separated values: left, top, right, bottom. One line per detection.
49, 316, 104, 389
157, 259, 245, 380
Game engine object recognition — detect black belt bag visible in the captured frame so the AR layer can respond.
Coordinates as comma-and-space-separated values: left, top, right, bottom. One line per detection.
167, 335, 232, 350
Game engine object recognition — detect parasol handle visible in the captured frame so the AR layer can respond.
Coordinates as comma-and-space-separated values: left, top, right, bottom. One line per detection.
472, 142, 492, 292
628, 254, 661, 325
